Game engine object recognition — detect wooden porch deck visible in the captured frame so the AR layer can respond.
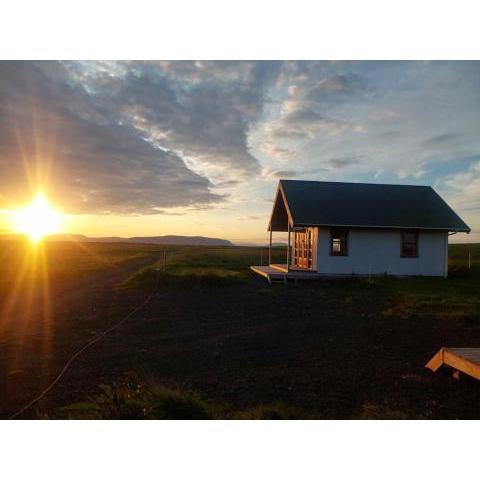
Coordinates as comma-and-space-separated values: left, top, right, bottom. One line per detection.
426, 347, 480, 380
250, 264, 322, 283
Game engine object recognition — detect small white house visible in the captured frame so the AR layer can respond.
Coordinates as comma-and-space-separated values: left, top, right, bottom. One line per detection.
251, 180, 470, 281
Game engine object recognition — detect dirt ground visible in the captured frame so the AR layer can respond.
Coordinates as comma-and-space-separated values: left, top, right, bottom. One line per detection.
0, 243, 157, 418
1, 241, 479, 419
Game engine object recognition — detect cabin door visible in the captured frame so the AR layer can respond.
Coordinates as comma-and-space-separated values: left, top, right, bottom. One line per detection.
293, 228, 313, 270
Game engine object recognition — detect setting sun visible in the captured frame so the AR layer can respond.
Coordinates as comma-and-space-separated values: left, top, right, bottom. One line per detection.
12, 193, 62, 242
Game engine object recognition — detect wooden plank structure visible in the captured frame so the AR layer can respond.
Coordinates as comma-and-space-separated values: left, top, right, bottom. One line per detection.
250, 264, 322, 284
426, 347, 480, 380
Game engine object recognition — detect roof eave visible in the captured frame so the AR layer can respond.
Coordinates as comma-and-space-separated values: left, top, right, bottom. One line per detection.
267, 181, 294, 232
291, 223, 471, 233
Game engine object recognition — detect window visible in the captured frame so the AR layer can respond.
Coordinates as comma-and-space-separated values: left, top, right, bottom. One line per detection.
401, 231, 418, 258
330, 229, 348, 256
294, 229, 313, 269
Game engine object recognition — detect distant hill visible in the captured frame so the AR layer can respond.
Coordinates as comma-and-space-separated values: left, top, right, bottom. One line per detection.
45, 234, 233, 246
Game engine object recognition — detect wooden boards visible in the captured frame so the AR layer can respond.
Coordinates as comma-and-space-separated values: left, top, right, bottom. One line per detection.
250, 265, 322, 284
426, 347, 480, 380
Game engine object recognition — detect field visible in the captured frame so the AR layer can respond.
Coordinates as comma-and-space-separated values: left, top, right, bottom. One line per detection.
0, 239, 479, 419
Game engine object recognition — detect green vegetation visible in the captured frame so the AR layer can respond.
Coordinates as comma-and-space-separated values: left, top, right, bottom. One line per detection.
57, 374, 308, 420
122, 266, 245, 289
379, 243, 480, 321
0, 239, 152, 292
121, 245, 286, 289
62, 378, 214, 420
121, 242, 480, 324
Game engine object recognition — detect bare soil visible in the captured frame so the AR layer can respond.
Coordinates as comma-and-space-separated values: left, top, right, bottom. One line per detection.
1, 241, 479, 419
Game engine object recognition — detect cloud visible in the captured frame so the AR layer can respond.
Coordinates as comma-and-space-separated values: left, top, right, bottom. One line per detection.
259, 71, 373, 154
422, 133, 460, 147
255, 61, 480, 195
265, 169, 299, 179
267, 102, 345, 140
237, 215, 262, 221
444, 161, 480, 212
63, 61, 281, 184
441, 160, 480, 240
214, 179, 241, 188
305, 73, 372, 103
261, 166, 329, 181
327, 156, 362, 168
261, 144, 293, 161
0, 61, 285, 214
273, 82, 353, 140
0, 62, 228, 214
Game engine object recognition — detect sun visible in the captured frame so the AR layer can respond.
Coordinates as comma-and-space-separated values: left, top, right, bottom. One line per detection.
12, 193, 63, 242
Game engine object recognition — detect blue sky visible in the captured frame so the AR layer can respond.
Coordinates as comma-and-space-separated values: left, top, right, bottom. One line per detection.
0, 61, 478, 242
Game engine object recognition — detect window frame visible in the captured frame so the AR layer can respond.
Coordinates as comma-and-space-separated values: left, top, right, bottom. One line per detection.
293, 228, 313, 269
329, 228, 349, 256
400, 230, 419, 258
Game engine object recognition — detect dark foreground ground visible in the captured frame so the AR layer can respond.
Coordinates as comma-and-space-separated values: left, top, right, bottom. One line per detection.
0, 240, 479, 419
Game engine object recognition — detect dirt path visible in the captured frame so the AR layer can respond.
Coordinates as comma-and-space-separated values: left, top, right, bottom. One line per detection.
0, 252, 159, 418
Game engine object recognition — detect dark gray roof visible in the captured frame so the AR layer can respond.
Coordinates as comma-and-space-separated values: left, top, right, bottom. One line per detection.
269, 180, 470, 233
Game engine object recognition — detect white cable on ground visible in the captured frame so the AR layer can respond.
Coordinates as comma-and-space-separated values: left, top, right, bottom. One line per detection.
8, 258, 162, 420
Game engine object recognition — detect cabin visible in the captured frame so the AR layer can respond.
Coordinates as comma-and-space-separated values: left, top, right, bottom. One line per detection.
250, 180, 470, 282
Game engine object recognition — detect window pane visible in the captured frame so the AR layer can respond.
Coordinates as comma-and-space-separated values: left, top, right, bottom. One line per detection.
404, 233, 415, 243
331, 229, 347, 255
401, 231, 418, 257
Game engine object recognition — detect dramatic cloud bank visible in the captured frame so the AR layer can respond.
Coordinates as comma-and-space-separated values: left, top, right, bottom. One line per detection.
0, 61, 479, 238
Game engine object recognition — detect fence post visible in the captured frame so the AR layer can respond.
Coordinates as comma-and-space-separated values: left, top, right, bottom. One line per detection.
468, 250, 471, 269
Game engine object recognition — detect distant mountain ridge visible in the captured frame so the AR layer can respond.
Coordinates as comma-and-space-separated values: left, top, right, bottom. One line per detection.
45, 234, 233, 246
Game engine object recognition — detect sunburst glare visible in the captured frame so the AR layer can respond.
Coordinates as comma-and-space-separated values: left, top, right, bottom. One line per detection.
11, 193, 63, 242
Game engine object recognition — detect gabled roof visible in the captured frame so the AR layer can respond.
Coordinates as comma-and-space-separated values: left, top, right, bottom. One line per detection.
268, 180, 471, 233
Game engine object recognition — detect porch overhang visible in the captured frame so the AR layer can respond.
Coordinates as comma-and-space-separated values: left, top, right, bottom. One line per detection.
268, 182, 293, 232
266, 183, 294, 270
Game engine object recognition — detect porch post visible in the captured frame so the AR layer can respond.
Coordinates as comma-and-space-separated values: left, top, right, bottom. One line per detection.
287, 222, 291, 272
269, 228, 272, 266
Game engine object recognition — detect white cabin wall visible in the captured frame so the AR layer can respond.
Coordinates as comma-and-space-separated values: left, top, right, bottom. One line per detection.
315, 228, 448, 277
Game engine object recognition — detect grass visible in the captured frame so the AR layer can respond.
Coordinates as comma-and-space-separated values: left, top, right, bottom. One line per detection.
378, 244, 480, 321
120, 242, 480, 318
122, 265, 246, 289
61, 377, 214, 420
121, 245, 287, 290
0, 239, 153, 293
54, 373, 309, 420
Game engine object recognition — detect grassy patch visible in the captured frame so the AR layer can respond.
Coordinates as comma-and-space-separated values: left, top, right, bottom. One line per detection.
0, 239, 151, 292
61, 376, 215, 420
122, 265, 246, 290
380, 269, 480, 321
121, 245, 287, 290
54, 374, 311, 420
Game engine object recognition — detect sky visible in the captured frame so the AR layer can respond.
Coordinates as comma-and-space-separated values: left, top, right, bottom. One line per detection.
0, 60, 478, 243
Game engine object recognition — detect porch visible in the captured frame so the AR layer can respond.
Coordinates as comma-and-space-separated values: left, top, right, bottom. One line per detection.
250, 264, 322, 284
249, 182, 317, 283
